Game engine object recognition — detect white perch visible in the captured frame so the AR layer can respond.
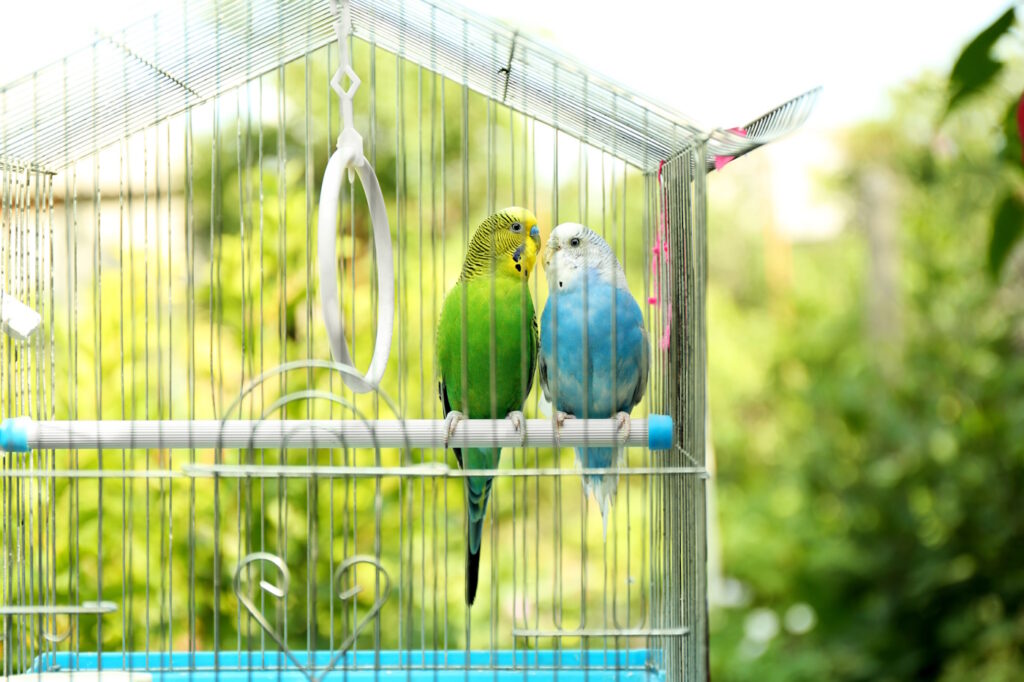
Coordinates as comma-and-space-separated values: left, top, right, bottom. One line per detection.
0, 417, 674, 452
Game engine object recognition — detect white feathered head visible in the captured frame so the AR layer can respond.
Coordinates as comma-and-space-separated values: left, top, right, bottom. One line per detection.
542, 222, 628, 292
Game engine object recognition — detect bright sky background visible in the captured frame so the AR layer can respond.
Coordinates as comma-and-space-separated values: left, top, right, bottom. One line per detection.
491, 0, 1010, 134
0, 0, 1009, 130
0, 0, 1012, 239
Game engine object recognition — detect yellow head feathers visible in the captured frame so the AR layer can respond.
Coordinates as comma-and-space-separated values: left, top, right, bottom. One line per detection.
459, 207, 541, 281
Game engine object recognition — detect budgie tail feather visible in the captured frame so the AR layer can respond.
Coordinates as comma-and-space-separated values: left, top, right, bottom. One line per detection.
464, 468, 493, 605
578, 446, 621, 539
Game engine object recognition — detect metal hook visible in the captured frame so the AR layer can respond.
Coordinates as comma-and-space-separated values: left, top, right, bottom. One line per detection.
499, 30, 518, 103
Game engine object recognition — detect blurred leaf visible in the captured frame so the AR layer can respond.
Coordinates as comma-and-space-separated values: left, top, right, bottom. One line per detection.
946, 6, 1015, 115
998, 95, 1024, 165
989, 190, 1024, 277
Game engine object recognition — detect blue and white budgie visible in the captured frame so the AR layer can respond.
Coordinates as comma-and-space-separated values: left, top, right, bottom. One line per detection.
539, 223, 650, 535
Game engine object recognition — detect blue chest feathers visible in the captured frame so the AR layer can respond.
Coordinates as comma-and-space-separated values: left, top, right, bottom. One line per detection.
540, 274, 648, 417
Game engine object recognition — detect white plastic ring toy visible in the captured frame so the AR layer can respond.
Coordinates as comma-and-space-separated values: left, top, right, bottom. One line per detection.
318, 0, 394, 394
317, 145, 394, 394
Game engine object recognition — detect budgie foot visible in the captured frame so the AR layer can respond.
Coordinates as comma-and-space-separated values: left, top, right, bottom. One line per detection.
554, 410, 576, 428
614, 411, 632, 444
443, 410, 466, 448
553, 411, 575, 449
506, 410, 527, 445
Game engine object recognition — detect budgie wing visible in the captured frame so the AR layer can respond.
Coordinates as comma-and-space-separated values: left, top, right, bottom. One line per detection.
537, 340, 551, 404
630, 321, 651, 409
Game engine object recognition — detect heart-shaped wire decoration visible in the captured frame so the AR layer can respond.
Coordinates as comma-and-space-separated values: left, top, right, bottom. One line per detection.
234, 551, 391, 680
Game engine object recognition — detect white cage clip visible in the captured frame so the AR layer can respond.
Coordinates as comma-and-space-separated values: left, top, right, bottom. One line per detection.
318, 0, 394, 393
0, 291, 42, 341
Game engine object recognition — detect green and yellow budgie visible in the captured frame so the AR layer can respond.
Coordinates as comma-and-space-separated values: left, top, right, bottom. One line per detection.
437, 207, 541, 606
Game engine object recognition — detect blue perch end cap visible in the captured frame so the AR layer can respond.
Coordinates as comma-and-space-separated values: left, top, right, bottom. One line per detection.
0, 417, 30, 452
648, 414, 673, 450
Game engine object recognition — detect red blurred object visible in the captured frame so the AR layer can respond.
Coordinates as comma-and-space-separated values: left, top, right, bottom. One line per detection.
1017, 91, 1024, 164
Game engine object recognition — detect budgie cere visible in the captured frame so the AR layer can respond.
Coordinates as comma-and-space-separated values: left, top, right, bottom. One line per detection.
437, 207, 542, 606
539, 223, 650, 536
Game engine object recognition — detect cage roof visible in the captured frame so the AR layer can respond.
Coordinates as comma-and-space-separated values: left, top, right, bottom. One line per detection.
0, 0, 817, 173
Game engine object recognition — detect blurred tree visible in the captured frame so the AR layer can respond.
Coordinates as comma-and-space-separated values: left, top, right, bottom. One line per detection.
709, 74, 1024, 681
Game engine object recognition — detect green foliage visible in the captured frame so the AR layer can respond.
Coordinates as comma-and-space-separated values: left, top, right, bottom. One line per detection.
989, 190, 1024, 275
709, 76, 1024, 680
944, 5, 1024, 279
946, 7, 1016, 115
997, 96, 1023, 165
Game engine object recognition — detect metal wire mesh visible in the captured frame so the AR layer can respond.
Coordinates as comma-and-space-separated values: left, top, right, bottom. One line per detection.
0, 1, 814, 680
0, 0, 816, 176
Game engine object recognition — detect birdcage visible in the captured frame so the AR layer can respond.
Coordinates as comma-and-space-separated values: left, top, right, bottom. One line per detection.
0, 1, 817, 680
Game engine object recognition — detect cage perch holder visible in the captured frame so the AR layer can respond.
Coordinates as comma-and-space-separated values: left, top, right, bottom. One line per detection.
0, 291, 42, 341
1, 602, 117, 675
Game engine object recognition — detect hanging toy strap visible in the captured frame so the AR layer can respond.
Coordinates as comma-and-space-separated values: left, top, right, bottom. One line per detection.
332, 0, 361, 183
318, 0, 394, 393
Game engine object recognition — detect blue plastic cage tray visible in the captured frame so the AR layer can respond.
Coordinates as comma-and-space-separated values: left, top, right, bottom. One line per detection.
32, 650, 665, 681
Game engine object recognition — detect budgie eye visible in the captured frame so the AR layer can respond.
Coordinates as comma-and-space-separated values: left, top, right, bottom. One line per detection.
510, 221, 523, 233
569, 237, 581, 247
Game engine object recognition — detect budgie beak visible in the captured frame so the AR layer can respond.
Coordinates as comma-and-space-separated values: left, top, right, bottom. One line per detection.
514, 226, 541, 264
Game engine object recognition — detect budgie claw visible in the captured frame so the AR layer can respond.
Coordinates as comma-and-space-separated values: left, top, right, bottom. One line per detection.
552, 411, 575, 449
614, 411, 631, 445
506, 410, 527, 445
443, 410, 466, 448
554, 411, 575, 429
